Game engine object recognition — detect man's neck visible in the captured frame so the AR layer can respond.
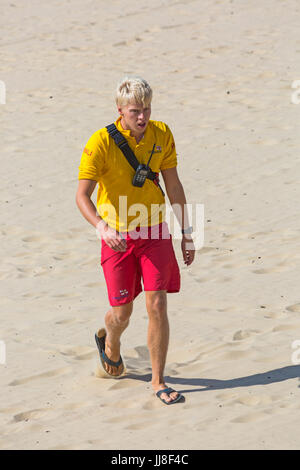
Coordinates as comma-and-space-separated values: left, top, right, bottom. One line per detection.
134, 133, 144, 144
120, 117, 144, 143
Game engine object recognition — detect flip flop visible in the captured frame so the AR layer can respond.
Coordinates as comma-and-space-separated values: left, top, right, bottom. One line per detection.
95, 328, 124, 377
156, 387, 184, 405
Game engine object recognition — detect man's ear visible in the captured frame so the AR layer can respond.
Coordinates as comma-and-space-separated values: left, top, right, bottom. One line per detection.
117, 106, 123, 116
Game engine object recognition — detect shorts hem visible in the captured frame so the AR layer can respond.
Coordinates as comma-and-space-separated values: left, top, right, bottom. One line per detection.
143, 287, 180, 293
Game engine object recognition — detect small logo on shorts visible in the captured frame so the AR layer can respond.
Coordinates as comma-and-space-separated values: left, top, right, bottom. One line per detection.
113, 289, 129, 301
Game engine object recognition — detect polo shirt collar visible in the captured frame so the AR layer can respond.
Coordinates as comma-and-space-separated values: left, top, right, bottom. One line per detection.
114, 116, 152, 144
115, 116, 131, 137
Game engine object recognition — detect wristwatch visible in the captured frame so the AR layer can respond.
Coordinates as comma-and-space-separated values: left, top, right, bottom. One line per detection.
181, 226, 193, 235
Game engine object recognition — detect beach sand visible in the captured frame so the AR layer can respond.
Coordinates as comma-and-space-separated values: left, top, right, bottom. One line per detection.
1, 0, 300, 450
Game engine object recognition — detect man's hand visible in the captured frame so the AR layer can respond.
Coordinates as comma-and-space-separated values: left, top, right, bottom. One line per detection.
181, 234, 195, 266
96, 220, 127, 252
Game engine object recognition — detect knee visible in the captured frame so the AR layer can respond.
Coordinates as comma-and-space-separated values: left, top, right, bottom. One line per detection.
112, 302, 133, 325
147, 293, 167, 318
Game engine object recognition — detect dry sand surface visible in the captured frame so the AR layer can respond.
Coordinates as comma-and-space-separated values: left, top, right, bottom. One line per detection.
1, 0, 300, 450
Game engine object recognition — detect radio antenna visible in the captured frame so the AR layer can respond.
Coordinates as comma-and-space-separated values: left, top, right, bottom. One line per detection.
146, 143, 156, 167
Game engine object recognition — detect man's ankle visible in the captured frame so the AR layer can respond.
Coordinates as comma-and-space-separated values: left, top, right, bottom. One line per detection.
151, 380, 165, 388
105, 337, 121, 357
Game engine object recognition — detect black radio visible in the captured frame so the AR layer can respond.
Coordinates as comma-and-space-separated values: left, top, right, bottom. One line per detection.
132, 164, 150, 187
132, 143, 155, 188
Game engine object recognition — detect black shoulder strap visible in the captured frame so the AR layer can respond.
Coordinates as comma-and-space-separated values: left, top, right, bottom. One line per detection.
106, 123, 139, 171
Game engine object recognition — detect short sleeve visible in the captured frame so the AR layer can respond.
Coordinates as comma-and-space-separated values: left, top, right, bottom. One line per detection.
78, 131, 105, 181
159, 125, 177, 171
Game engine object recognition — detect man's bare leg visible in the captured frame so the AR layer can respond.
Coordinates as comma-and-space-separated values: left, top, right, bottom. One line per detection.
103, 301, 133, 375
145, 291, 179, 403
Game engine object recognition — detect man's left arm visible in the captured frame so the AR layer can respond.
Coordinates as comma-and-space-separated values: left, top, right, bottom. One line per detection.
161, 167, 195, 266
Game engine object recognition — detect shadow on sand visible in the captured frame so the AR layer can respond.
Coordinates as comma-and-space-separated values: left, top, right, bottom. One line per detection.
121, 365, 300, 394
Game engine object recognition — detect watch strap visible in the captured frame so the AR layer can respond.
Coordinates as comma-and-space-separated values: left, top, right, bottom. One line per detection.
181, 226, 193, 234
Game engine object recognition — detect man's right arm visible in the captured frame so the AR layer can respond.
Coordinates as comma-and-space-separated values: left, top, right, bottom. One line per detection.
75, 179, 127, 251
76, 179, 101, 228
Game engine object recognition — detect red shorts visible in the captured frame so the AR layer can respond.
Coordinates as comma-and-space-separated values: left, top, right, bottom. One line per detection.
100, 222, 181, 306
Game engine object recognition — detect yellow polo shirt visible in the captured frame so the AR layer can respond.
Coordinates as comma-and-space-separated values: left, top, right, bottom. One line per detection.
78, 117, 177, 232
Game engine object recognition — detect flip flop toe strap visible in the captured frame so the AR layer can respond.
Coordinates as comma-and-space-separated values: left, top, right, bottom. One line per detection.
95, 333, 123, 368
101, 350, 123, 368
156, 388, 183, 404
156, 387, 175, 398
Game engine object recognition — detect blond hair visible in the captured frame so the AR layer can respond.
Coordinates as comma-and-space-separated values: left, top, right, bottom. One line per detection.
116, 76, 152, 107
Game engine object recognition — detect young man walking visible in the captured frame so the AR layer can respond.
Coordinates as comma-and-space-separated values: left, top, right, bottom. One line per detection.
76, 77, 195, 404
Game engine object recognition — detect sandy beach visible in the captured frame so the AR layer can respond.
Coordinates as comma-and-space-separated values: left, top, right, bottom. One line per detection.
1, 0, 300, 449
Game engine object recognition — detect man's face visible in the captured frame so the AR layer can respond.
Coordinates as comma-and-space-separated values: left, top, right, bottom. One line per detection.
118, 101, 151, 136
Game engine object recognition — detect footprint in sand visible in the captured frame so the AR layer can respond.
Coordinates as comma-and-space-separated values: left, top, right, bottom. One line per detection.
231, 411, 268, 423
21, 235, 49, 243
222, 263, 246, 269
272, 324, 299, 332
62, 401, 93, 411
55, 317, 79, 325
125, 418, 157, 430
59, 346, 95, 361
235, 394, 273, 407
218, 350, 252, 360
142, 399, 164, 411
286, 304, 300, 313
267, 313, 288, 320
216, 391, 239, 401
232, 329, 261, 341
14, 408, 50, 422
252, 263, 291, 274
107, 379, 136, 391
